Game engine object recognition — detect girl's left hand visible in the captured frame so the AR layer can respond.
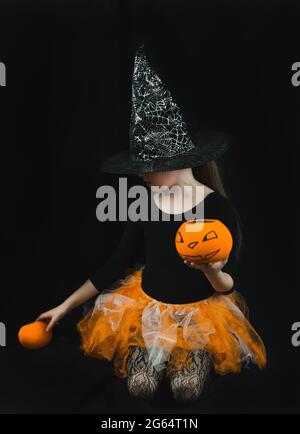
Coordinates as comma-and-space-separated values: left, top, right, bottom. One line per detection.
184, 257, 228, 275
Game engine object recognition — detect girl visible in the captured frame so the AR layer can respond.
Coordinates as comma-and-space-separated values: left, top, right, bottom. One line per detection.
36, 45, 267, 403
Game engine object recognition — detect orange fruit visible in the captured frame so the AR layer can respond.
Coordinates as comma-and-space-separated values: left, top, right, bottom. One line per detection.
18, 321, 53, 349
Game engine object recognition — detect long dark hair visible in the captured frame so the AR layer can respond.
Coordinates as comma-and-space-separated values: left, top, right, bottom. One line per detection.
192, 160, 243, 262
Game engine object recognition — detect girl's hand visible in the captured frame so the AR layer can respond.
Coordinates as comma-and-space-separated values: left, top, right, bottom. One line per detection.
184, 257, 228, 275
35, 304, 69, 332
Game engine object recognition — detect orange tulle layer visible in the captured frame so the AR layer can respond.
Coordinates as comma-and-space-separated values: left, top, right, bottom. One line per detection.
77, 266, 267, 379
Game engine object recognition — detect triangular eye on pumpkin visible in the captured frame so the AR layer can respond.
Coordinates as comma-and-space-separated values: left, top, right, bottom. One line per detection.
203, 231, 218, 241
175, 231, 184, 243
175, 219, 233, 263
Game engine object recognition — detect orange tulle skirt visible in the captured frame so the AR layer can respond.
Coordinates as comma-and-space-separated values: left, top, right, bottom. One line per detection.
77, 266, 267, 379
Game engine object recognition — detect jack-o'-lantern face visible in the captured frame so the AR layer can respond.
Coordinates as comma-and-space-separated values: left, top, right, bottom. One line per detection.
175, 219, 233, 263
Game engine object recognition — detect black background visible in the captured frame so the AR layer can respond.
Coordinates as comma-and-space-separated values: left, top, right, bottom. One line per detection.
0, 0, 299, 414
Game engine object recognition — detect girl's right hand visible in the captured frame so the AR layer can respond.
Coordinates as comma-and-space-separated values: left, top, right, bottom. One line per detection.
35, 304, 69, 332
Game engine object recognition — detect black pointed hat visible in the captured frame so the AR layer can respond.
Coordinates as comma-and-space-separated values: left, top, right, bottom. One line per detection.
100, 45, 230, 174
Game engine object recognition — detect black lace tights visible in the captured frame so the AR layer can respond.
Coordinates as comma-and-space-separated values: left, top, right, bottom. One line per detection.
125, 345, 212, 402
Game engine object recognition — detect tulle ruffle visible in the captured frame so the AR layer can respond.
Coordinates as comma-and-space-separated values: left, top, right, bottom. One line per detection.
77, 265, 267, 379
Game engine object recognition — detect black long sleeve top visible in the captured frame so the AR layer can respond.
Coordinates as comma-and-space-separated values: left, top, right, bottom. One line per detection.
89, 188, 240, 304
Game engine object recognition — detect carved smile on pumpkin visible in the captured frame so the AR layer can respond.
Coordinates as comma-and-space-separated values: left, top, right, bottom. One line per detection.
183, 249, 221, 261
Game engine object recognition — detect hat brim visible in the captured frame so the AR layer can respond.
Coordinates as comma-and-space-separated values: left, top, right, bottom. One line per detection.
99, 132, 231, 175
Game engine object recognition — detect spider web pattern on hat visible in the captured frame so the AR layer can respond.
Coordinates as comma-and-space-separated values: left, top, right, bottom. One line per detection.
129, 45, 196, 162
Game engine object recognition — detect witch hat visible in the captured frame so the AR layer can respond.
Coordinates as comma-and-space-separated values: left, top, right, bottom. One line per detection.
100, 45, 230, 174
